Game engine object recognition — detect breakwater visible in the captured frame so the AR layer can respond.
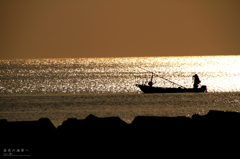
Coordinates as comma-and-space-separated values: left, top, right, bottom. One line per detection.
1, 110, 239, 157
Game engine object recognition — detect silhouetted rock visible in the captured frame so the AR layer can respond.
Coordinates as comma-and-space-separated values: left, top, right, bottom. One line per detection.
193, 110, 240, 134
192, 110, 240, 125
2, 110, 240, 157
1, 118, 56, 157
131, 115, 192, 148
57, 114, 128, 132
132, 115, 192, 135
55, 114, 130, 157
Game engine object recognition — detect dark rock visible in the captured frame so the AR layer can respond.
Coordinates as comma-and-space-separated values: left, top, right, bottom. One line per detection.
192, 110, 240, 141
2, 110, 240, 157
55, 115, 130, 157
1, 118, 56, 157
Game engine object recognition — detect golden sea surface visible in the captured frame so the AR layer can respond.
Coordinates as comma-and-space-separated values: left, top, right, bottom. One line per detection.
0, 55, 240, 93
1, 56, 240, 126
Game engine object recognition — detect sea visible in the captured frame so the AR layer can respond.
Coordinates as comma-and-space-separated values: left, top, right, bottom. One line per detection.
1, 55, 240, 127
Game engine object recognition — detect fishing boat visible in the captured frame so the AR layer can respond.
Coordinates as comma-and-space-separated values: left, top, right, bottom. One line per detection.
135, 67, 207, 93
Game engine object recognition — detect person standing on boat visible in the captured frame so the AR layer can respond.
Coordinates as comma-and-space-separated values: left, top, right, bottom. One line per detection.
193, 74, 201, 89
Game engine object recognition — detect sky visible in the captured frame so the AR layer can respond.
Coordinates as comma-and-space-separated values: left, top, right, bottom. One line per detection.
0, 0, 240, 59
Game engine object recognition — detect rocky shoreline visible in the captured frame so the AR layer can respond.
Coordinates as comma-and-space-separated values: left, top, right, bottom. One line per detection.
1, 110, 239, 157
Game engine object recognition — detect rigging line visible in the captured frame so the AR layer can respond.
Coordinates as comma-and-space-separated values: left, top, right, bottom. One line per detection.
137, 67, 186, 88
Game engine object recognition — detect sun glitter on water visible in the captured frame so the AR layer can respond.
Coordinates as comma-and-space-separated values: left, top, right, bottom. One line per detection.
0, 55, 240, 94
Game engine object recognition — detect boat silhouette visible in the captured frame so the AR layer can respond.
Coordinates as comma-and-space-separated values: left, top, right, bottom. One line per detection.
135, 67, 207, 93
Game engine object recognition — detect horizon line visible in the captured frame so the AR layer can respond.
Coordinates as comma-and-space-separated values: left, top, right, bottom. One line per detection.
0, 54, 239, 60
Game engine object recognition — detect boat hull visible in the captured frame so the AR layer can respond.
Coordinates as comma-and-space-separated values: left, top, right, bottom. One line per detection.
136, 84, 207, 93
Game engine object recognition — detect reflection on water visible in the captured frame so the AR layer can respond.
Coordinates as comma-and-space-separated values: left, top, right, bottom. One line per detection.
0, 56, 240, 94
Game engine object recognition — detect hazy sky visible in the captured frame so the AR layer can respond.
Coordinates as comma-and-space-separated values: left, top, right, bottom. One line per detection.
0, 0, 240, 59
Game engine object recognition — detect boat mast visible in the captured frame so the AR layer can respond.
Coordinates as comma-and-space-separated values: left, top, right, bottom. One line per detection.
148, 72, 154, 87
138, 67, 186, 88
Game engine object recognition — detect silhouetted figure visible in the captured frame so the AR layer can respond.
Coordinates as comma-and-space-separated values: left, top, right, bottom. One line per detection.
148, 72, 154, 87
148, 81, 153, 87
192, 74, 201, 89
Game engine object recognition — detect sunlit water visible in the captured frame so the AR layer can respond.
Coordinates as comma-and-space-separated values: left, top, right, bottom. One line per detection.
1, 56, 240, 127
1, 56, 240, 94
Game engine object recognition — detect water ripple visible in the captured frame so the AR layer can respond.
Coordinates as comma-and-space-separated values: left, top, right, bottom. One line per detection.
1, 56, 240, 94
